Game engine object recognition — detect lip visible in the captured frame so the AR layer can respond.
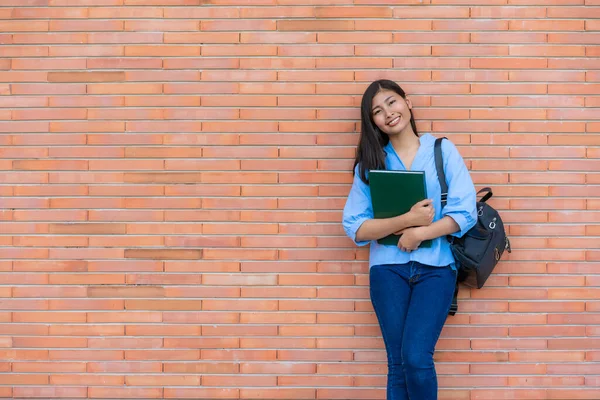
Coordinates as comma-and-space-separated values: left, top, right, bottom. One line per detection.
387, 116, 401, 127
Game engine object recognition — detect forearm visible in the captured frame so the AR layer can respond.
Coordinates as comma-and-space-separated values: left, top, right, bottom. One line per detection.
355, 213, 416, 242
417, 216, 460, 241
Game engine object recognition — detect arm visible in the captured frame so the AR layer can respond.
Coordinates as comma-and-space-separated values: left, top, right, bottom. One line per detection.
415, 216, 459, 241
439, 139, 477, 238
397, 216, 460, 253
343, 168, 433, 246
397, 140, 477, 252
355, 200, 432, 242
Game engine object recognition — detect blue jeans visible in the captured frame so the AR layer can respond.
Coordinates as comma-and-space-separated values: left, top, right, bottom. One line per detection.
369, 262, 457, 400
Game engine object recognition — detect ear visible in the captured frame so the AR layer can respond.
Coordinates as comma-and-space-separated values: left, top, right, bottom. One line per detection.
405, 97, 413, 109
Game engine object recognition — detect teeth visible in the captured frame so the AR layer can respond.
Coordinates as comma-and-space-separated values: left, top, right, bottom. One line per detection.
388, 116, 400, 126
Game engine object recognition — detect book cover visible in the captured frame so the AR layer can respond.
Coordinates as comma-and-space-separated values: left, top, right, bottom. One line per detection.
369, 170, 432, 248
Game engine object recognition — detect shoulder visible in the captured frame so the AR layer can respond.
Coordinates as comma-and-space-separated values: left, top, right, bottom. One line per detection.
419, 133, 457, 155
352, 163, 370, 185
436, 136, 461, 159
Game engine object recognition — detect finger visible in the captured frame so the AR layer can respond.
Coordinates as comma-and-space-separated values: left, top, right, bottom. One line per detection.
416, 199, 432, 207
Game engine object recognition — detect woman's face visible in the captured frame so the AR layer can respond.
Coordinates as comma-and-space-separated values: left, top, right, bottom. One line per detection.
370, 89, 413, 137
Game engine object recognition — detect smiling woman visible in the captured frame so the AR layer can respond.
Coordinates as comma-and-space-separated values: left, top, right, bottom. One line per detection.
342, 79, 477, 400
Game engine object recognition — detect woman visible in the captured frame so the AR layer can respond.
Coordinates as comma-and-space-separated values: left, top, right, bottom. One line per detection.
342, 79, 477, 400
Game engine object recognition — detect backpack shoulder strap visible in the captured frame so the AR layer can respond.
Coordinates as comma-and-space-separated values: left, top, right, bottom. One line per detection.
434, 136, 459, 317
434, 137, 448, 209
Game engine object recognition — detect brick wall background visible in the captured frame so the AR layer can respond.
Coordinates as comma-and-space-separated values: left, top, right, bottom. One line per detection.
0, 0, 599, 399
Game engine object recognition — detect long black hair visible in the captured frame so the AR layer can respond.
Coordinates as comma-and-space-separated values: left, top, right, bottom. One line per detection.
353, 79, 419, 184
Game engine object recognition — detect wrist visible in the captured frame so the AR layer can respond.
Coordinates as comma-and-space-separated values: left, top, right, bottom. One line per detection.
406, 210, 418, 227
414, 226, 430, 242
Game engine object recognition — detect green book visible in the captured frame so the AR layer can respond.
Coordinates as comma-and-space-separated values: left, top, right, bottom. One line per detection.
369, 170, 432, 248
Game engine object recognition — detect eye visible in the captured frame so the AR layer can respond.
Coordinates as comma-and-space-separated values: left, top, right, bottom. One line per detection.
373, 109, 381, 115
388, 99, 396, 105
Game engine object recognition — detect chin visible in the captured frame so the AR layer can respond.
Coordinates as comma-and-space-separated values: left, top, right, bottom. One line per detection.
384, 124, 410, 137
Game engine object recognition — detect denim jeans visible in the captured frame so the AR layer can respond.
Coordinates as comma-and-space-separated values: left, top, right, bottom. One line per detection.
369, 262, 457, 400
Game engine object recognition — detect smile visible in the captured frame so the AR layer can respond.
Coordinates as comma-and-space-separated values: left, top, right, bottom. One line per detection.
387, 116, 401, 127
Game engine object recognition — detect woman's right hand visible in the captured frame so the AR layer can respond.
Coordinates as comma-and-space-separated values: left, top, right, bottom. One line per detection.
409, 199, 434, 227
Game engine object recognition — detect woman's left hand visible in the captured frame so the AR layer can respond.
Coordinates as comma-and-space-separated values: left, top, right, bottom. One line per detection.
397, 227, 424, 253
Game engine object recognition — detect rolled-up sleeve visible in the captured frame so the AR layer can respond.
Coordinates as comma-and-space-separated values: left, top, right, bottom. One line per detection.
441, 140, 477, 238
342, 168, 373, 247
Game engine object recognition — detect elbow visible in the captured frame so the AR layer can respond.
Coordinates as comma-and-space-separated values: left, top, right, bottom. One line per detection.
344, 219, 371, 246
354, 225, 366, 242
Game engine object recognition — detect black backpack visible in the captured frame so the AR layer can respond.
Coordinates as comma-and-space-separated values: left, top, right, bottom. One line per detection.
434, 137, 511, 315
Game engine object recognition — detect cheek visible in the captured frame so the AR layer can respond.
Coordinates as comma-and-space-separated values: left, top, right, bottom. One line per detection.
401, 104, 412, 118
372, 114, 386, 130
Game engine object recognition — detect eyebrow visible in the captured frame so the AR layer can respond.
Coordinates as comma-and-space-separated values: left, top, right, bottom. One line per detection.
371, 96, 394, 111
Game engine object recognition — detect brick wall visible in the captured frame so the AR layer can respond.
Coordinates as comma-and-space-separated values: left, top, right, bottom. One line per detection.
0, 0, 599, 399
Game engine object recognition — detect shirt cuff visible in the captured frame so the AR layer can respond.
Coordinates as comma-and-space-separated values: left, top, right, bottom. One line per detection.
445, 212, 470, 238
346, 217, 370, 247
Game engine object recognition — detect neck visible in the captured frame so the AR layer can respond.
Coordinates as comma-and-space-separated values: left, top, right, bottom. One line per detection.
389, 128, 419, 152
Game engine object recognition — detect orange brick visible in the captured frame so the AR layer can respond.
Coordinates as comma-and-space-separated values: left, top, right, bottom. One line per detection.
125, 19, 198, 32
14, 33, 88, 45
13, 387, 87, 398
125, 349, 199, 361
125, 299, 203, 311
165, 285, 239, 299
127, 375, 200, 386
279, 350, 353, 362
203, 44, 278, 57
202, 19, 275, 31
162, 311, 238, 324
317, 6, 391, 17
126, 324, 200, 336
164, 362, 238, 374
241, 388, 316, 400
50, 374, 124, 386
0, 20, 48, 31
277, 20, 354, 31
163, 57, 239, 70
89, 387, 162, 399
165, 388, 239, 399
51, 20, 123, 31
87, 57, 162, 69
12, 7, 88, 19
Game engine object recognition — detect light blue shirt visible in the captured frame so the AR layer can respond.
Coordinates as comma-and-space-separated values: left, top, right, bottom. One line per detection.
342, 133, 477, 269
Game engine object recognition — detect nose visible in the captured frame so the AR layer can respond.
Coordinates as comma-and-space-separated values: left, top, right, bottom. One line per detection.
383, 105, 393, 118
